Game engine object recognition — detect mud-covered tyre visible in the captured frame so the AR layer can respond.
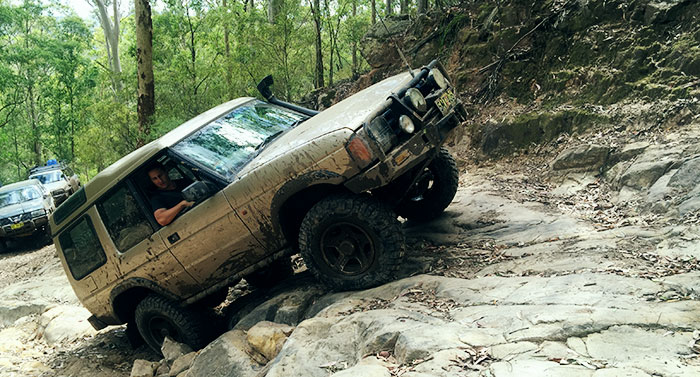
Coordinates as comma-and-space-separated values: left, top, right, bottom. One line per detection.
245, 257, 294, 289
298, 194, 405, 291
134, 294, 206, 354
395, 147, 458, 221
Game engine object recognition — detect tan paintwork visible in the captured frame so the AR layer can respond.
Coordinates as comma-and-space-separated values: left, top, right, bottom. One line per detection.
241, 72, 411, 174
51, 65, 463, 329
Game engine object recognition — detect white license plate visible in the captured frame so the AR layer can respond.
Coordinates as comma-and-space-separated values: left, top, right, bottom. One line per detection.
436, 90, 455, 115
10, 222, 24, 230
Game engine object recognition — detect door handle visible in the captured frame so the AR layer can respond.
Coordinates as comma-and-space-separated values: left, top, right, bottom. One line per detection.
167, 233, 180, 244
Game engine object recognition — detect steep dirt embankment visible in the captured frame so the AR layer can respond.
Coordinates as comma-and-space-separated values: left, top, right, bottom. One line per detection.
320, 0, 699, 157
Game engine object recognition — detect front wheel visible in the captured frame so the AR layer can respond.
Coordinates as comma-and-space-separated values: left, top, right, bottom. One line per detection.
134, 294, 206, 354
298, 195, 405, 291
395, 147, 459, 221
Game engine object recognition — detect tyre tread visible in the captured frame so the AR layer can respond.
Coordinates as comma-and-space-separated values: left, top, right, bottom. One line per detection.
298, 194, 404, 291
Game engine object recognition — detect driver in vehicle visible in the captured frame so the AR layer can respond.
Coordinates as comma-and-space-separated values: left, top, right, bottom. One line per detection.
147, 164, 194, 226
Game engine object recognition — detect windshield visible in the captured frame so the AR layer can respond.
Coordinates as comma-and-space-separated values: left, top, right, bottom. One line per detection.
0, 186, 41, 207
30, 171, 62, 184
171, 100, 305, 181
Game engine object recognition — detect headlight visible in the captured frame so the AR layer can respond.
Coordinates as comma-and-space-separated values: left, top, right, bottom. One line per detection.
398, 115, 415, 134
405, 88, 427, 113
430, 68, 449, 89
30, 209, 46, 218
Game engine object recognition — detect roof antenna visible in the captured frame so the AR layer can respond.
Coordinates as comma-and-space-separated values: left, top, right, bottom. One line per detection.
377, 13, 414, 77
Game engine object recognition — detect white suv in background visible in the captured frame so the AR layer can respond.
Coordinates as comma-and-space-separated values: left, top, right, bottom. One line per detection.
28, 164, 80, 206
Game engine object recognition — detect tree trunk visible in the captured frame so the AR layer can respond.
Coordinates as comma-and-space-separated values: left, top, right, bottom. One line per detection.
92, 0, 123, 93
135, 0, 155, 146
27, 83, 42, 166
311, 0, 324, 88
417, 0, 427, 15
371, 0, 376, 24
223, 0, 232, 98
400, 0, 408, 15
268, 0, 279, 23
352, 0, 358, 78
386, 0, 393, 15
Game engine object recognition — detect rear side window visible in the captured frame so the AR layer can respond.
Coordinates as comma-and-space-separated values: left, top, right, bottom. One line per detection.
59, 216, 107, 280
97, 183, 153, 252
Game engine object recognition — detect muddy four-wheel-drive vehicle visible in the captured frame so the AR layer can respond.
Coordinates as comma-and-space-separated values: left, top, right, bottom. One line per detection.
28, 163, 81, 206
50, 60, 466, 353
0, 179, 56, 251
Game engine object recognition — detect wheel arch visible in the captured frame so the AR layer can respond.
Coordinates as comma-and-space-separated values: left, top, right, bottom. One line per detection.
110, 278, 181, 324
271, 170, 350, 249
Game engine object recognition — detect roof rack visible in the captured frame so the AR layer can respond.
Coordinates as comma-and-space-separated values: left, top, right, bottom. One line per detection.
28, 162, 68, 175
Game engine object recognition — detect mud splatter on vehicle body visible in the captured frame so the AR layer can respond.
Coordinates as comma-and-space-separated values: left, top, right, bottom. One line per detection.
49, 59, 465, 353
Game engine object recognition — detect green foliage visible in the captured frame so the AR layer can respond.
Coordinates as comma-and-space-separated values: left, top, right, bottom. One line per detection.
0, 0, 444, 184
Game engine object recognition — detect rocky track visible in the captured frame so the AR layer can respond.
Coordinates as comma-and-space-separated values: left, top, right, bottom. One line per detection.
1, 122, 700, 377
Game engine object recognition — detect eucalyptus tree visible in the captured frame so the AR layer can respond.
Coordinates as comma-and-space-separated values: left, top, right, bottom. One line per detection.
43, 16, 96, 161
135, 0, 154, 145
310, 0, 323, 88
88, 0, 123, 94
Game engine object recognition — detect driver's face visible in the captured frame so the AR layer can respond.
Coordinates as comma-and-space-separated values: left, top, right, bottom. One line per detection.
148, 168, 171, 190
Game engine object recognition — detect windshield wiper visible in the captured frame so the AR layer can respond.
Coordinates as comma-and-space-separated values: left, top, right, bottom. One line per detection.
255, 130, 284, 150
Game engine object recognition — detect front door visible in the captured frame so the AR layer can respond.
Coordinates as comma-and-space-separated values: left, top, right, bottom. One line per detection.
157, 188, 263, 288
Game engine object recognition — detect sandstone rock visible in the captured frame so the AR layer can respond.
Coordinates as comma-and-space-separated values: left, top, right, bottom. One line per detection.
39, 305, 96, 345
246, 321, 294, 361
644, 0, 688, 24
186, 330, 262, 377
0, 300, 47, 327
232, 284, 325, 330
162, 336, 193, 363
583, 325, 697, 376
489, 359, 593, 376
668, 156, 700, 189
131, 359, 159, 377
489, 341, 538, 359
394, 324, 464, 364
551, 144, 609, 171
155, 361, 169, 377
0, 327, 30, 353
608, 141, 650, 166
620, 160, 673, 189
170, 352, 196, 376
329, 356, 391, 377
679, 196, 700, 216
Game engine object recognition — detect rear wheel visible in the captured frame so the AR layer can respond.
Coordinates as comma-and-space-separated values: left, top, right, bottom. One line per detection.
134, 294, 206, 354
395, 147, 458, 221
298, 195, 404, 291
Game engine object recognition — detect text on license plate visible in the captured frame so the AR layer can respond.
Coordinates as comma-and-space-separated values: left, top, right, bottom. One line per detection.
10, 222, 24, 230
436, 90, 455, 115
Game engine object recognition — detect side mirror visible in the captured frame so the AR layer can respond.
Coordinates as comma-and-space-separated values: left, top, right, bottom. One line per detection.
257, 75, 274, 101
182, 180, 217, 203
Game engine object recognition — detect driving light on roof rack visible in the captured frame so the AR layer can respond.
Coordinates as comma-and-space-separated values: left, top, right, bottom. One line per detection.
430, 68, 449, 89
399, 115, 415, 134
405, 88, 427, 113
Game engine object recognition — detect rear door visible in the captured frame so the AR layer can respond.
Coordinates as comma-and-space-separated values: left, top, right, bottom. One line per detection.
94, 181, 200, 297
